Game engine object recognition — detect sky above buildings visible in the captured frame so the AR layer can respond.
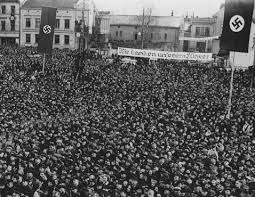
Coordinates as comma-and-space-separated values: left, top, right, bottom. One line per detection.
94, 0, 225, 17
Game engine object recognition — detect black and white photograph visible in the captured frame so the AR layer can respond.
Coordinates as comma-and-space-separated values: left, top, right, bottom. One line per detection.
0, 0, 255, 196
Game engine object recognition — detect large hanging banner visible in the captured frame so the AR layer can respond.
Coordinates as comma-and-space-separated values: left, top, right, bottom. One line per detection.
179, 36, 219, 41
118, 47, 213, 61
220, 0, 254, 53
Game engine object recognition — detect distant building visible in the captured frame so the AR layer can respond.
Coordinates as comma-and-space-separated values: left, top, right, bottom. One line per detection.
20, 0, 97, 50
109, 15, 184, 51
0, 0, 20, 46
182, 16, 215, 52
212, 6, 224, 55
91, 11, 110, 49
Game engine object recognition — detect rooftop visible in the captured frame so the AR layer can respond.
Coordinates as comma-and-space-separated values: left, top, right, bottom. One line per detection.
110, 15, 184, 28
22, 0, 79, 9
0, 0, 19, 3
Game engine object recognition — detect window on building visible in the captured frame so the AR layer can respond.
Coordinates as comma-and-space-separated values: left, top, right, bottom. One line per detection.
196, 42, 206, 52
1, 6, 6, 14
205, 27, 210, 36
11, 6, 15, 15
56, 19, 60, 29
183, 40, 189, 52
11, 20, 15, 31
26, 34, 31, 43
35, 34, 39, 43
26, 18, 31, 28
1, 21, 5, 31
158, 33, 161, 40
35, 18, 40, 28
164, 33, 167, 40
64, 19, 70, 29
151, 33, 153, 39
116, 31, 118, 37
195, 27, 200, 36
120, 31, 123, 38
135, 33, 138, 40
64, 35, 69, 45
55, 35, 60, 44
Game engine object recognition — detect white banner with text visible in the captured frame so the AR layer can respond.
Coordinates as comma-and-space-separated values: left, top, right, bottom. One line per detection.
118, 47, 213, 61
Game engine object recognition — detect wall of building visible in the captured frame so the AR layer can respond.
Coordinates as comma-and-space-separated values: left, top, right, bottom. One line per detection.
99, 16, 110, 35
0, 1, 20, 45
20, 0, 98, 50
20, 8, 77, 49
183, 17, 214, 52
110, 25, 137, 41
212, 7, 224, 54
110, 24, 180, 51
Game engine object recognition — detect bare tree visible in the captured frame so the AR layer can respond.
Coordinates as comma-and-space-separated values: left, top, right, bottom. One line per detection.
136, 8, 154, 49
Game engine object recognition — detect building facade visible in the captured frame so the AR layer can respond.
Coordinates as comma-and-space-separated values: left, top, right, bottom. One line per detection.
20, 0, 97, 50
90, 11, 110, 49
109, 15, 183, 51
182, 17, 215, 52
212, 5, 224, 55
0, 0, 20, 46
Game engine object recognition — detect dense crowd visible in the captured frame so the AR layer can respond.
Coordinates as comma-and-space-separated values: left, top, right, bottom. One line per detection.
0, 47, 255, 197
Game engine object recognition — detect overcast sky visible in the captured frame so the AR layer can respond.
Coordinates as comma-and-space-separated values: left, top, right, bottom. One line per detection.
94, 0, 225, 17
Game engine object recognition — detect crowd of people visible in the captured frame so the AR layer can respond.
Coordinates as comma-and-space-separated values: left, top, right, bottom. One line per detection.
0, 46, 255, 197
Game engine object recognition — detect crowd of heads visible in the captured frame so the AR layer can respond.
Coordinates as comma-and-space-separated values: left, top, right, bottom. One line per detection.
0, 46, 255, 197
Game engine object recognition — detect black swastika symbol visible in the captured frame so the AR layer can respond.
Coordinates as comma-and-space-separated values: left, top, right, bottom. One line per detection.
43, 25, 52, 34
232, 17, 243, 30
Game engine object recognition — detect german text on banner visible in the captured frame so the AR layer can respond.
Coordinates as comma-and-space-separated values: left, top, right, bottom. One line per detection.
220, 0, 254, 53
38, 7, 57, 54
118, 47, 213, 62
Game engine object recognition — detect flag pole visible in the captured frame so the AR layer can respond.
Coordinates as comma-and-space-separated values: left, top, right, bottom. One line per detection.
250, 34, 255, 90
42, 53, 46, 73
227, 52, 235, 119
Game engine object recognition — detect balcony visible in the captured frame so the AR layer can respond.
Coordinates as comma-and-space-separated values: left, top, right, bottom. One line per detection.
0, 30, 19, 37
195, 34, 211, 38
184, 32, 191, 37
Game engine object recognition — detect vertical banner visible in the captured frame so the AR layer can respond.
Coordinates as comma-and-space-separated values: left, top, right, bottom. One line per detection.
220, 0, 254, 53
38, 7, 57, 54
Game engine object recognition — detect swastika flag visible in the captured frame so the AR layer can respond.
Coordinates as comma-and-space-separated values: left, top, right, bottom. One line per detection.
38, 7, 57, 54
220, 0, 254, 53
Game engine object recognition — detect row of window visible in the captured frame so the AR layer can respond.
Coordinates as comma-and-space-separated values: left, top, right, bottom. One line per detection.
115, 31, 123, 37
1, 5, 16, 14
25, 34, 70, 45
25, 18, 70, 29
195, 26, 210, 36
115, 31, 169, 40
1, 20, 15, 31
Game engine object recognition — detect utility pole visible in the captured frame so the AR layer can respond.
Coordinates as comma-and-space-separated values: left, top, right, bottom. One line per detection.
81, 0, 85, 57
76, 0, 86, 81
141, 8, 145, 49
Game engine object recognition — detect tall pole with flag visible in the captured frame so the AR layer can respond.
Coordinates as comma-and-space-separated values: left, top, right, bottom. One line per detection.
251, 34, 255, 90
220, 0, 254, 119
38, 7, 57, 73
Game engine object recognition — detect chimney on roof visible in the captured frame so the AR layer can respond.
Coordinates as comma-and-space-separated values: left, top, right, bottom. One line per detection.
171, 10, 174, 16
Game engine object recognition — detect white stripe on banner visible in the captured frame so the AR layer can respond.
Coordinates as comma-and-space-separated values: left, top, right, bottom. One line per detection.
118, 47, 213, 61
